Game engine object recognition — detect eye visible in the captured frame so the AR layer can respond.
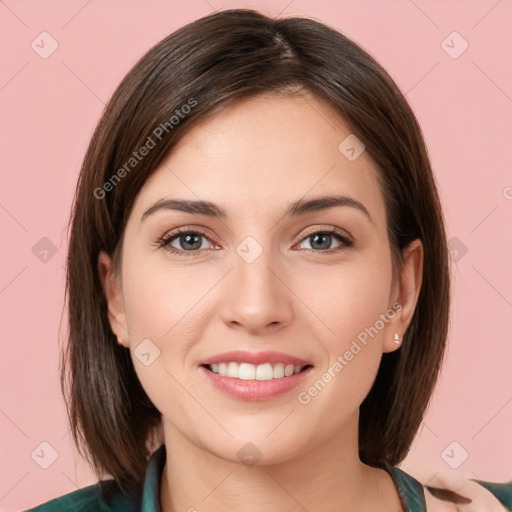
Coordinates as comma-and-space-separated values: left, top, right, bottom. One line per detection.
158, 226, 353, 257
159, 228, 217, 257
295, 228, 353, 253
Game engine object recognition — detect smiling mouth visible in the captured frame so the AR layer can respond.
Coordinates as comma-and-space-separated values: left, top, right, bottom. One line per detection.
202, 362, 313, 381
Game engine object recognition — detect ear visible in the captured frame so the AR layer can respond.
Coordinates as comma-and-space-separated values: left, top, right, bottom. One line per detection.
98, 251, 129, 346
383, 238, 423, 353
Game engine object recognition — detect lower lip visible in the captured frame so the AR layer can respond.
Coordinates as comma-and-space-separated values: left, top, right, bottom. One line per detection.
200, 365, 313, 401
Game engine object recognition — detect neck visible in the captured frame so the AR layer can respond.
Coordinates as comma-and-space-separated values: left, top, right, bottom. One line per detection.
159, 413, 404, 512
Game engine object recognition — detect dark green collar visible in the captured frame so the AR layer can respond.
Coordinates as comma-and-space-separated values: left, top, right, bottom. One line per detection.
384, 463, 426, 511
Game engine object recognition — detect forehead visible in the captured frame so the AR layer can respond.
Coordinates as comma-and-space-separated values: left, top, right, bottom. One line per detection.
131, 92, 386, 227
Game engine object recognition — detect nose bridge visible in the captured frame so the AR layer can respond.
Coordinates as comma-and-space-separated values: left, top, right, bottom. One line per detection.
236, 241, 276, 294
220, 236, 292, 333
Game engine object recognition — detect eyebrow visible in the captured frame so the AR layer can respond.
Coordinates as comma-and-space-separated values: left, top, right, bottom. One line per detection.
141, 194, 373, 224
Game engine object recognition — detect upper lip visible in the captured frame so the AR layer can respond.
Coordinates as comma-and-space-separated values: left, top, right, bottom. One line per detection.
199, 350, 313, 367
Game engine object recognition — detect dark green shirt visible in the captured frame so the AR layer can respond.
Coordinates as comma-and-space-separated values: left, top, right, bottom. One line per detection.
24, 444, 512, 511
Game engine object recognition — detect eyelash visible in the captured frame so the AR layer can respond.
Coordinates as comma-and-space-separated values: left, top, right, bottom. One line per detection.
157, 226, 353, 257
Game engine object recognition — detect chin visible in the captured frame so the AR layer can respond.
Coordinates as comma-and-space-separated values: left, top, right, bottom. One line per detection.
201, 429, 306, 467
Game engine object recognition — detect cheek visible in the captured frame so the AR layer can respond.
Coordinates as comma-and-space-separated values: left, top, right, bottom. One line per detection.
120, 253, 210, 432
298, 250, 393, 350
294, 248, 393, 405
121, 250, 214, 343
120, 252, 216, 413
295, 261, 392, 425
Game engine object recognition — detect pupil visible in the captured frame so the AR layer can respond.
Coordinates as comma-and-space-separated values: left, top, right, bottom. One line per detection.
182, 234, 201, 250
311, 233, 331, 250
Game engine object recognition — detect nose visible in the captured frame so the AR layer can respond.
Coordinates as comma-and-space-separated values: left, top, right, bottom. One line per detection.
219, 246, 294, 336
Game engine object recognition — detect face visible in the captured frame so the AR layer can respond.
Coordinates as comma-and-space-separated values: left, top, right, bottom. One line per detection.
100, 91, 422, 465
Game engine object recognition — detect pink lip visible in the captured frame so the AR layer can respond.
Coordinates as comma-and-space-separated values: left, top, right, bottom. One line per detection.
200, 365, 313, 401
199, 350, 312, 367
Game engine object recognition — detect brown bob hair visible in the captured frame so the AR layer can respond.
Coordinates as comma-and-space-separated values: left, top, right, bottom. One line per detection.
62, 8, 450, 493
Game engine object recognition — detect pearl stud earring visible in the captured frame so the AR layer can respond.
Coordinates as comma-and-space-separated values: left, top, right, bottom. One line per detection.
393, 333, 400, 344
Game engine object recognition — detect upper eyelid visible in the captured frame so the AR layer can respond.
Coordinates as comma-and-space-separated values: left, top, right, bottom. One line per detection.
299, 225, 352, 240
162, 226, 215, 242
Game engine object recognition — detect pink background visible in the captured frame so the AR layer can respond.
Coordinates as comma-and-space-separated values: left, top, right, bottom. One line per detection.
1, 0, 511, 510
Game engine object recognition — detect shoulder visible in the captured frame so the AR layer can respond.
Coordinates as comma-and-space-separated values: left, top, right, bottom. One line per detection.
23, 478, 140, 512
387, 465, 512, 512
424, 478, 512, 512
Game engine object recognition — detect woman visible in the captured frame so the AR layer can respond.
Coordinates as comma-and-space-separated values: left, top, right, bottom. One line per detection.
25, 8, 511, 512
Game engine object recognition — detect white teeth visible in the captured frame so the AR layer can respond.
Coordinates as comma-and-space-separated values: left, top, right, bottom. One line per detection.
273, 363, 285, 378
256, 363, 273, 380
210, 362, 307, 380
226, 362, 239, 378
239, 363, 256, 380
